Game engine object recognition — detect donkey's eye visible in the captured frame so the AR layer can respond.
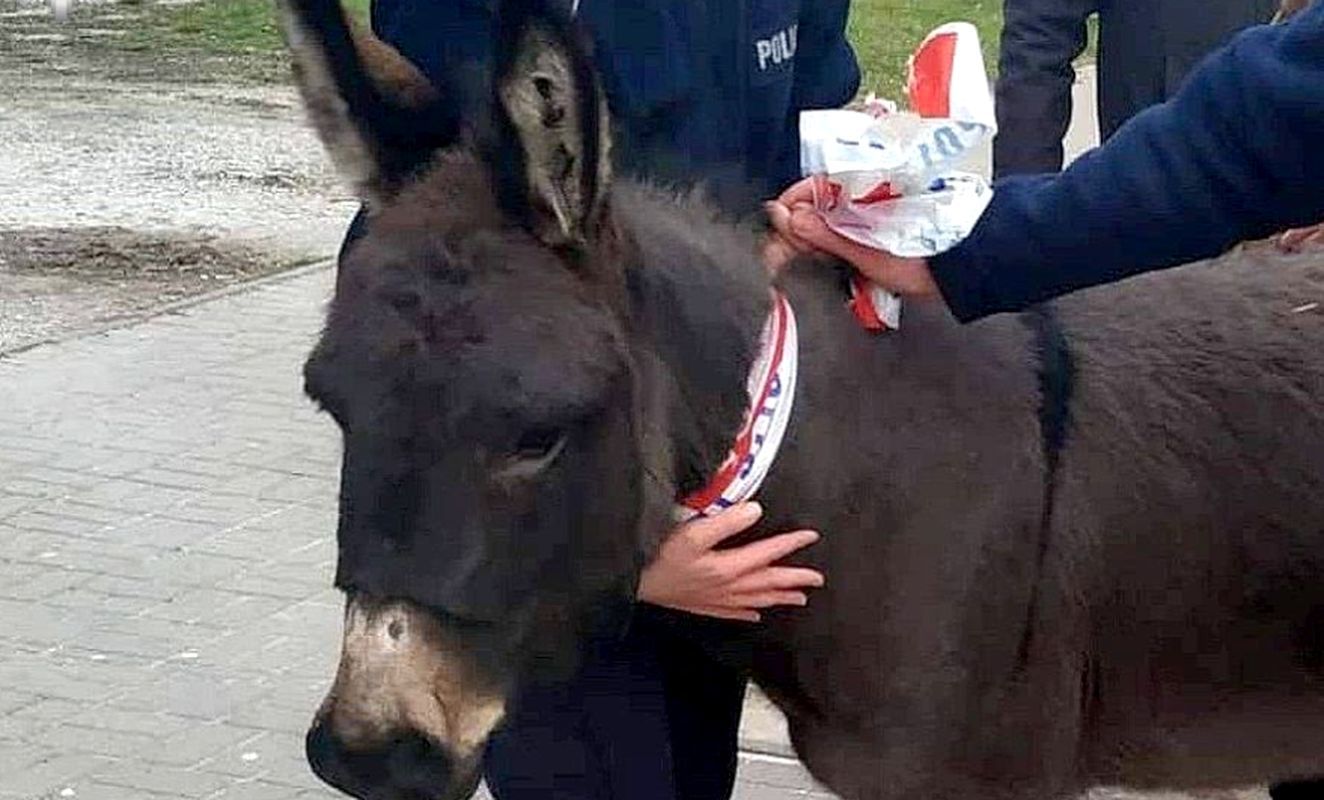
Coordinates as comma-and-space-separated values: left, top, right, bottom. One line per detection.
514, 428, 567, 462
494, 428, 567, 482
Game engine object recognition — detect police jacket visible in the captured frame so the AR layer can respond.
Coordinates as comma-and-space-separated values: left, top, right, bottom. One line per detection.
372, 0, 860, 209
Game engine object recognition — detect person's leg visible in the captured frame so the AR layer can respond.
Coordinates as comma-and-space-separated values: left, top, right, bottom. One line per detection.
484, 622, 678, 800
992, 0, 1099, 177
484, 677, 605, 800
647, 614, 748, 800
1095, 0, 1167, 140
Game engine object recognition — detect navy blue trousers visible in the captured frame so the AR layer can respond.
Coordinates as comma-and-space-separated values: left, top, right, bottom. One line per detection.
484, 609, 747, 800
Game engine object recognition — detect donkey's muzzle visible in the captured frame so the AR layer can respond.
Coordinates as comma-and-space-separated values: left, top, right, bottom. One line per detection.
306, 718, 480, 800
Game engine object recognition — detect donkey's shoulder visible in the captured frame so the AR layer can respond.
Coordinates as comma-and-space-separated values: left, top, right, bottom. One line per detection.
610, 180, 769, 292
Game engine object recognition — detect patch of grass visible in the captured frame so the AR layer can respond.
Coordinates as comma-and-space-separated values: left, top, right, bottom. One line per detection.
848, 0, 1004, 100
847, 2, 1098, 101
97, 0, 1090, 94
128, 0, 370, 58
109, 0, 1002, 94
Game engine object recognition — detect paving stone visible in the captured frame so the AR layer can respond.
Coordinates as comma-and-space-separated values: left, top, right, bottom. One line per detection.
0, 753, 117, 797
0, 661, 125, 704
46, 587, 155, 616
0, 477, 66, 500
218, 573, 322, 601
128, 467, 228, 492
0, 493, 38, 519
73, 621, 217, 660
195, 730, 277, 780
15, 538, 161, 577
100, 517, 222, 552
75, 481, 201, 516
205, 778, 316, 800
139, 722, 266, 769
29, 780, 175, 800
82, 574, 183, 602
29, 723, 160, 759
0, 565, 93, 601
244, 747, 328, 791
144, 591, 293, 629
5, 509, 114, 538
0, 689, 40, 716
86, 762, 232, 798
160, 495, 291, 528
133, 550, 251, 588
109, 670, 276, 721
11, 467, 106, 492
224, 700, 311, 737
61, 707, 195, 739
0, 739, 50, 773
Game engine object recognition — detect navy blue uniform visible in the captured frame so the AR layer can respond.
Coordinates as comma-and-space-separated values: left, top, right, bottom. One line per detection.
349, 2, 860, 798
372, 0, 858, 210
993, 0, 1278, 178
933, 3, 1324, 320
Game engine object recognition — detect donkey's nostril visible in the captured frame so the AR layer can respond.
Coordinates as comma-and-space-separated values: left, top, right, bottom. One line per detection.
385, 732, 456, 795
388, 619, 404, 640
307, 719, 464, 800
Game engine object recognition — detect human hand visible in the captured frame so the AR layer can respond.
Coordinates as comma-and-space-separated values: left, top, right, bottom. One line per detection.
1277, 222, 1324, 253
764, 177, 943, 299
637, 502, 824, 623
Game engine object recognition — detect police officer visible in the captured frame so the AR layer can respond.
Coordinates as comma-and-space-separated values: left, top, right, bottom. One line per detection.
370, 0, 858, 210
342, 1, 858, 798
992, 0, 1279, 178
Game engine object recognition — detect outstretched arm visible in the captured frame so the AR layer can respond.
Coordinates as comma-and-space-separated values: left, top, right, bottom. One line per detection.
929, 3, 1324, 320
769, 5, 1324, 322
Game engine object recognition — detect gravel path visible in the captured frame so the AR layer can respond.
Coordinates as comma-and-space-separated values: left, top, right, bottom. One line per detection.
1, 1, 354, 353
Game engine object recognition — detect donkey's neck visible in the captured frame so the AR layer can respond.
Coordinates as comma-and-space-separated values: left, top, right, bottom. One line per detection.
611, 183, 772, 498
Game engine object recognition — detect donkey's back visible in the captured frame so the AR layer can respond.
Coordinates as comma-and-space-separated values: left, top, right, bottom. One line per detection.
1049, 250, 1324, 790
753, 245, 1324, 800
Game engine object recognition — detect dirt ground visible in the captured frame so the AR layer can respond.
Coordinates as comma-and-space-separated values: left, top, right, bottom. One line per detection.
0, 0, 352, 353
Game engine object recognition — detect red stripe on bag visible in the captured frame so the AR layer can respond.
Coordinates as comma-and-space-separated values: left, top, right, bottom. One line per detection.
847, 272, 887, 332
908, 32, 958, 118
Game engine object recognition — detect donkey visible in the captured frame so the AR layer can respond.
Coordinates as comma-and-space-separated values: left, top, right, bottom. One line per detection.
280, 0, 1324, 798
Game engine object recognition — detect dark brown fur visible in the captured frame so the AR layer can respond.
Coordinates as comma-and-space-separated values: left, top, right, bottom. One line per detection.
281, 1, 1324, 798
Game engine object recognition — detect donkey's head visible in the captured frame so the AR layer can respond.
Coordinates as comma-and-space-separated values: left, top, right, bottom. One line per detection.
283, 0, 763, 797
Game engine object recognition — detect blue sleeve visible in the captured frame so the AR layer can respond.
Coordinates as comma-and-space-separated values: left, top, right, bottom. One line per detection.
930, 4, 1324, 323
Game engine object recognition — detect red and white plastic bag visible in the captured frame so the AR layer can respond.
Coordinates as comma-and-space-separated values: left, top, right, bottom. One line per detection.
799, 22, 996, 331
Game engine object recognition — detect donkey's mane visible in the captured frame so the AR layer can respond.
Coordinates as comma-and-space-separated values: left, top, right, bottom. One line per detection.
610, 180, 773, 496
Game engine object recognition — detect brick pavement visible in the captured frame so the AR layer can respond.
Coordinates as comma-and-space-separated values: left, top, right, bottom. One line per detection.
0, 264, 831, 800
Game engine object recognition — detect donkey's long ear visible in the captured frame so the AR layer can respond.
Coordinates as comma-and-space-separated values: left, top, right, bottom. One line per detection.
276, 0, 461, 205
490, 0, 611, 247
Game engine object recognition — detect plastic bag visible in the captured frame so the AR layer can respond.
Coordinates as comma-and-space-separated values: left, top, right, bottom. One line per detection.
799, 22, 996, 330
